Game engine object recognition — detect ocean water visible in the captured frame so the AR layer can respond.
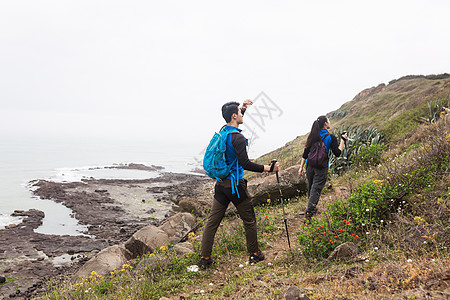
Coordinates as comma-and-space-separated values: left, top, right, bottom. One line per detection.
0, 134, 201, 235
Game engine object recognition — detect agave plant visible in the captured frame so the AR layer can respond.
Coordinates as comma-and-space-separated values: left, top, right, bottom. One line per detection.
329, 126, 384, 175
420, 99, 448, 124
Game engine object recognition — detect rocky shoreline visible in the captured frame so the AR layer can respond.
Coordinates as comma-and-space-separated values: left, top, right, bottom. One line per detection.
0, 168, 212, 299
0, 164, 305, 299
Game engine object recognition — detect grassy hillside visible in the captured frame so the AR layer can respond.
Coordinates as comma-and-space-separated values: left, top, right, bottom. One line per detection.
38, 74, 450, 299
254, 74, 450, 169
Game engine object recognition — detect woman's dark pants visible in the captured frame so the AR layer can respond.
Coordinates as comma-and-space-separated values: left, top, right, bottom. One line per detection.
306, 164, 328, 214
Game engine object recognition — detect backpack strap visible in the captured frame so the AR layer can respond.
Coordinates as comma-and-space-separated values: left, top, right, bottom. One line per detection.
223, 126, 242, 198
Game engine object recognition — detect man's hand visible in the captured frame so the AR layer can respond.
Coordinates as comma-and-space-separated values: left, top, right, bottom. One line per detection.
241, 99, 253, 111
264, 162, 279, 172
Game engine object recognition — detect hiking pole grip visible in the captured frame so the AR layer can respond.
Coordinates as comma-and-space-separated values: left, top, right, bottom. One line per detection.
270, 159, 277, 173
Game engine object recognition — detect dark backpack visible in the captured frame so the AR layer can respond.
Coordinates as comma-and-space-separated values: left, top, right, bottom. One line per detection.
308, 134, 330, 168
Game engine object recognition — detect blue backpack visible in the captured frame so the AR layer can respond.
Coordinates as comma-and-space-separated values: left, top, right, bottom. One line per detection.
203, 126, 241, 196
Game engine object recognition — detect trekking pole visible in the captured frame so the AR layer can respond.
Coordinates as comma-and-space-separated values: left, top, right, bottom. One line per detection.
271, 159, 291, 249
342, 132, 352, 194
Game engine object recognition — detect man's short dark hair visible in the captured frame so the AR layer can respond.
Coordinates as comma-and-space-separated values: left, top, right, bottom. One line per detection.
222, 102, 240, 123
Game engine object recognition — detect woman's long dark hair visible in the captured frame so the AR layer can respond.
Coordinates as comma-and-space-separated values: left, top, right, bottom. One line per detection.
305, 115, 328, 148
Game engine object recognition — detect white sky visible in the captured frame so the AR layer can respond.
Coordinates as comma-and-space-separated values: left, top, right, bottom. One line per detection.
1, 0, 449, 158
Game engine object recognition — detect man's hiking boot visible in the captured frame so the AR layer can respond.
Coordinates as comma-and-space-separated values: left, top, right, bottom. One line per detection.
198, 257, 215, 269
249, 250, 265, 263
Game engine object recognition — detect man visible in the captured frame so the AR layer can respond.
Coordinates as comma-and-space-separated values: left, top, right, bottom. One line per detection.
199, 100, 279, 269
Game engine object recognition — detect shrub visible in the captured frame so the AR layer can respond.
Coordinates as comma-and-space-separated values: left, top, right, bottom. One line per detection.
297, 216, 359, 259
353, 144, 387, 170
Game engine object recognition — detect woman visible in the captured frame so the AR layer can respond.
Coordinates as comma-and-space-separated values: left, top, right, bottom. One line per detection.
298, 115, 347, 221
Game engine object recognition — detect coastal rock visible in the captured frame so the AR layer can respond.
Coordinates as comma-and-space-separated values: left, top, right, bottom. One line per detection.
248, 165, 307, 205
327, 242, 360, 261
159, 213, 196, 243
125, 225, 170, 258
11, 209, 45, 230
106, 163, 164, 171
73, 245, 133, 280
284, 286, 310, 300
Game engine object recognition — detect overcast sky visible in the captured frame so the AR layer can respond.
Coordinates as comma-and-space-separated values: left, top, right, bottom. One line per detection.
1, 0, 449, 157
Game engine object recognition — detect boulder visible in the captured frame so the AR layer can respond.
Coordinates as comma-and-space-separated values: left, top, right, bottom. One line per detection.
173, 245, 192, 256
284, 286, 310, 300
327, 242, 360, 261
178, 197, 211, 216
159, 213, 196, 243
135, 255, 169, 271
248, 165, 307, 205
125, 225, 170, 258
177, 241, 193, 249
73, 245, 133, 280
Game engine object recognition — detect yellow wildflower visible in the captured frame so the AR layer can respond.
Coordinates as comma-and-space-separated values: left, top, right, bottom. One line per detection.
149, 253, 156, 257
414, 216, 425, 225
160, 246, 167, 252
188, 232, 196, 240
373, 179, 385, 185
267, 198, 271, 204
446, 134, 450, 143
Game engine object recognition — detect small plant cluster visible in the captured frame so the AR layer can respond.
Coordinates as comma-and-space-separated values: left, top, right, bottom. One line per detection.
67, 264, 135, 298
328, 109, 349, 120
297, 218, 359, 258
257, 203, 282, 240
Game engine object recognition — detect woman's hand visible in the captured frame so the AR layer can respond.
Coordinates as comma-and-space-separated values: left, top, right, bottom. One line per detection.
298, 166, 305, 176
298, 158, 306, 176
